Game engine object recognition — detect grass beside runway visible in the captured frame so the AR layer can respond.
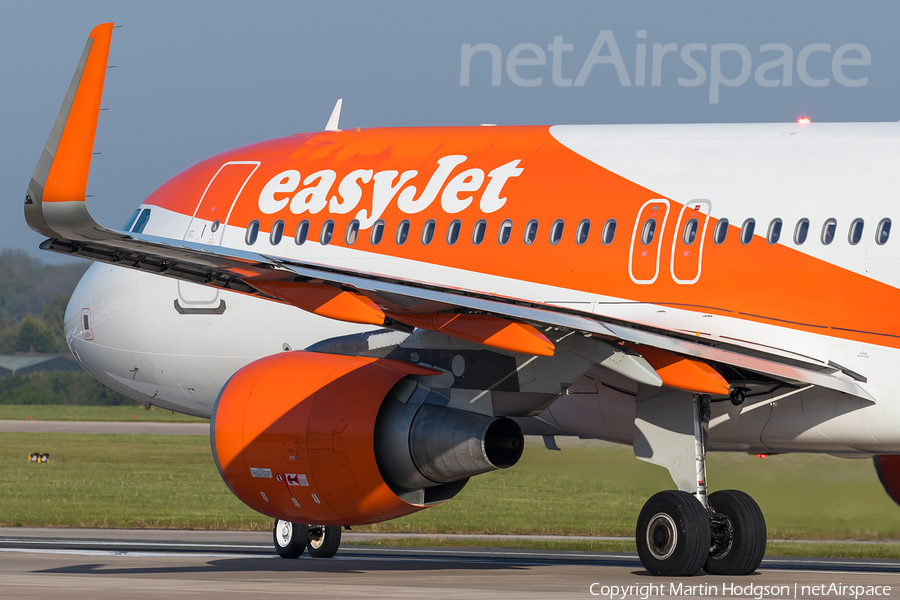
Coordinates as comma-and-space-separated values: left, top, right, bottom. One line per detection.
0, 404, 208, 423
1, 431, 898, 559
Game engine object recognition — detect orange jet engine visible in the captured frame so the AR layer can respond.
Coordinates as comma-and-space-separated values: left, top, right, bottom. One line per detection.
211, 351, 524, 525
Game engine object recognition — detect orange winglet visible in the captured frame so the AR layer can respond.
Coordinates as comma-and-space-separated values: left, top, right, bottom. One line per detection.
43, 23, 113, 204
628, 345, 730, 395
389, 312, 555, 357
249, 281, 385, 326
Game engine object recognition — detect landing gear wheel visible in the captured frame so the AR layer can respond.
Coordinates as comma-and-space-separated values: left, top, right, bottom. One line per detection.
273, 520, 309, 559
636, 490, 711, 576
307, 525, 342, 558
703, 490, 767, 575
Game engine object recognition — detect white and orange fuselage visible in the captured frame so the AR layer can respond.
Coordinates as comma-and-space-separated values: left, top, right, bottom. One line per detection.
67, 121, 900, 455
36, 22, 900, 572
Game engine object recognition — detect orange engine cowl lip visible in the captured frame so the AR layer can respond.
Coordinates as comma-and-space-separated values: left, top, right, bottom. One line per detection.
211, 351, 436, 526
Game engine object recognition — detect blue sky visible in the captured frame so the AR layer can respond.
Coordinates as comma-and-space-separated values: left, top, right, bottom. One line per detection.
3, 1, 898, 263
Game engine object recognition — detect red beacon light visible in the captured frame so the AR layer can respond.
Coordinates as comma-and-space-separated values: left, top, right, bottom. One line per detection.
757, 453, 768, 458
797, 117, 811, 124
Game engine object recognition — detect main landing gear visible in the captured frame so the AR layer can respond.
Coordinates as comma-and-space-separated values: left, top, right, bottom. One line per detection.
633, 389, 767, 576
273, 520, 343, 559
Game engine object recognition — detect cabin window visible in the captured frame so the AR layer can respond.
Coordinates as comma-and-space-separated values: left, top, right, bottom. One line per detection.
345, 219, 360, 245
821, 218, 837, 245
498, 219, 513, 245
794, 218, 809, 245
270, 219, 284, 245
640, 218, 657, 245
683, 218, 699, 245
740, 218, 755, 245
396, 220, 410, 245
447, 219, 461, 245
295, 220, 309, 245
320, 220, 334, 245
132, 209, 151, 234
421, 220, 436, 245
549, 219, 565, 245
767, 218, 782, 245
472, 219, 487, 245
713, 218, 729, 245
848, 218, 864, 245
245, 220, 260, 245
601, 219, 617, 245
876, 218, 892, 245
523, 219, 539, 245
575, 219, 590, 245
123, 209, 140, 231
370, 220, 385, 245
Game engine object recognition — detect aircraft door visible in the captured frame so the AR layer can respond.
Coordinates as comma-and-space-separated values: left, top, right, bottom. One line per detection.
670, 200, 711, 285
628, 199, 670, 284
183, 161, 260, 245
179, 161, 260, 306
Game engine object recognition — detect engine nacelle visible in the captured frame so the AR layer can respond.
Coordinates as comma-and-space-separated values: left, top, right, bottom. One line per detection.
211, 351, 523, 525
874, 455, 900, 506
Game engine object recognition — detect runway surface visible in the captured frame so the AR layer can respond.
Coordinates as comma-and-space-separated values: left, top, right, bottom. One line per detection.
1, 529, 898, 599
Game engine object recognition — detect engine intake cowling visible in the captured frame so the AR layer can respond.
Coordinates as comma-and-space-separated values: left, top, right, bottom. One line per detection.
211, 351, 523, 525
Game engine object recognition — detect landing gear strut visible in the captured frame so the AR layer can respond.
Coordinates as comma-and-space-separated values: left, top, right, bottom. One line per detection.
633, 388, 767, 576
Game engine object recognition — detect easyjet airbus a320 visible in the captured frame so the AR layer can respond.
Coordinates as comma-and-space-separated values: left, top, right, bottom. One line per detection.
25, 24, 900, 576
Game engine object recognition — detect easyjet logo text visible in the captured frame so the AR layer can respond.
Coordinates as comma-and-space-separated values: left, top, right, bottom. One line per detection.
258, 155, 524, 229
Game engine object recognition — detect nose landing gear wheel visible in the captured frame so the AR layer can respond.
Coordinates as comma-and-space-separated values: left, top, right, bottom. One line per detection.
307, 525, 342, 558
636, 490, 710, 576
273, 520, 309, 559
703, 490, 767, 575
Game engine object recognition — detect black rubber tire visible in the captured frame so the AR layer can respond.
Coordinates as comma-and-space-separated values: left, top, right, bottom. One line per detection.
703, 490, 767, 575
273, 520, 309, 559
636, 490, 711, 576
307, 525, 342, 558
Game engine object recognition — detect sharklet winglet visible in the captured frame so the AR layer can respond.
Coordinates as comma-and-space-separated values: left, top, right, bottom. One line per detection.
25, 23, 114, 241
325, 99, 342, 132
